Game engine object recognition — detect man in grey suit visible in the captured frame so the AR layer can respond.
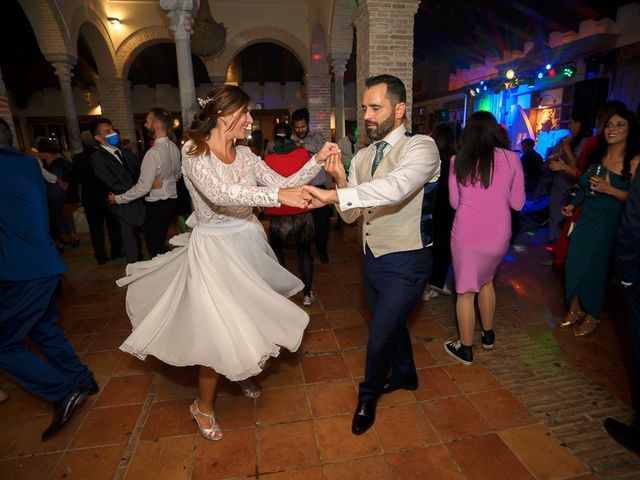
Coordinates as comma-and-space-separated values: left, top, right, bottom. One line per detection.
90, 118, 145, 263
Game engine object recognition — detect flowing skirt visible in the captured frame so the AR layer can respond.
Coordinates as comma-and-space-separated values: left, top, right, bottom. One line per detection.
117, 216, 308, 381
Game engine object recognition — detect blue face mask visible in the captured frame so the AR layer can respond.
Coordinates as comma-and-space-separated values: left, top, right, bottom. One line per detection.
106, 132, 120, 147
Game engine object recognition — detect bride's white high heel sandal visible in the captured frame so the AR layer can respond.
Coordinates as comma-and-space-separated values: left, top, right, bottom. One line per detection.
237, 378, 260, 399
190, 400, 223, 441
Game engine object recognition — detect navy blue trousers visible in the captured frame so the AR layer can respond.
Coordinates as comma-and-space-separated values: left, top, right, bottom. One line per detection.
359, 247, 432, 402
0, 275, 94, 401
623, 283, 640, 425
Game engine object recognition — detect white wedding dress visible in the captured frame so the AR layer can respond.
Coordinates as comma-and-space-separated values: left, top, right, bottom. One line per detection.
117, 144, 321, 381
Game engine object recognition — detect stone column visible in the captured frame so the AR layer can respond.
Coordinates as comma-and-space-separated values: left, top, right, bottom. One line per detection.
161, 0, 198, 129
210, 75, 226, 86
305, 73, 332, 142
95, 76, 136, 143
331, 55, 349, 141
0, 67, 17, 146
354, 0, 420, 145
50, 57, 82, 154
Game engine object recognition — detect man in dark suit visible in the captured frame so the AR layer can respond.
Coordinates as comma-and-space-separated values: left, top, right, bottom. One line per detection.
0, 119, 98, 440
90, 118, 145, 263
73, 130, 122, 264
604, 163, 640, 454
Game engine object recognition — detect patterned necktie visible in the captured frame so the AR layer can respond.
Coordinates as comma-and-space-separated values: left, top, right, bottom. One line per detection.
371, 141, 388, 176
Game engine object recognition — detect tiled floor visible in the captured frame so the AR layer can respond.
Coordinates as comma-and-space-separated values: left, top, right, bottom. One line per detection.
1, 223, 638, 479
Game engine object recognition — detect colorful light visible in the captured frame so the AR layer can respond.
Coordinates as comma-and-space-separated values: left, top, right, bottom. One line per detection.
548, 68, 556, 77
505, 69, 516, 80
562, 65, 576, 78
545, 64, 552, 70
537, 72, 544, 79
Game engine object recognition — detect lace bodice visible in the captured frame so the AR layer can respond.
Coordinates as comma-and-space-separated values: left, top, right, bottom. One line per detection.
181, 143, 322, 224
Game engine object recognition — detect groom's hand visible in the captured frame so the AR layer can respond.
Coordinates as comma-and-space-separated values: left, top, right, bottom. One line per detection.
302, 185, 338, 208
324, 153, 347, 187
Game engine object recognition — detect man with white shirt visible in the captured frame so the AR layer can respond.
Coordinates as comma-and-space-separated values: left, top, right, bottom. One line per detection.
90, 118, 145, 263
108, 108, 181, 257
303, 75, 440, 435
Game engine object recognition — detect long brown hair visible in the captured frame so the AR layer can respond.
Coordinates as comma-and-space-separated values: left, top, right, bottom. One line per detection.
185, 85, 251, 156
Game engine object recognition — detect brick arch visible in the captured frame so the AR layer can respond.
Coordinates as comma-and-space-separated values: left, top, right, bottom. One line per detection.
310, 22, 329, 75
114, 25, 173, 79
329, 0, 357, 57
18, 0, 72, 60
69, 11, 118, 79
208, 26, 309, 79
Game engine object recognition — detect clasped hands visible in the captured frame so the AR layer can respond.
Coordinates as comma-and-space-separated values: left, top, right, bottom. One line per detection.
278, 141, 345, 209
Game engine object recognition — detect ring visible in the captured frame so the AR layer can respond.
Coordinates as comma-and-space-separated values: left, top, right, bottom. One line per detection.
594, 182, 598, 186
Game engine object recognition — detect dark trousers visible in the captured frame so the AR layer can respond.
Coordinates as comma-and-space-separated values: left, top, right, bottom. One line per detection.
118, 218, 142, 263
359, 246, 432, 402
143, 198, 177, 257
0, 276, 94, 401
623, 283, 640, 425
312, 205, 331, 256
429, 231, 452, 289
84, 205, 122, 263
271, 239, 314, 296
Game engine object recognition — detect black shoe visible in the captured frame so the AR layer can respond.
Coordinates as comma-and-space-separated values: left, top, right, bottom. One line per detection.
444, 340, 473, 366
381, 377, 418, 394
319, 253, 330, 264
481, 329, 495, 350
351, 401, 376, 435
604, 418, 640, 455
82, 379, 100, 396
41, 386, 90, 440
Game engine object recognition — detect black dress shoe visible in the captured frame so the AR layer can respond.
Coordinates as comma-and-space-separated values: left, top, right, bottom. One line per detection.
381, 378, 418, 394
42, 386, 90, 440
604, 417, 640, 455
82, 379, 100, 396
351, 401, 376, 435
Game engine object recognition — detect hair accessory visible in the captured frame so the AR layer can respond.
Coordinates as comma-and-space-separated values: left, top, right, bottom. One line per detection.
198, 97, 213, 109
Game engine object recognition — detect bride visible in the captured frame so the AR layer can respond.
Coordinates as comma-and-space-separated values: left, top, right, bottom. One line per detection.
117, 85, 339, 440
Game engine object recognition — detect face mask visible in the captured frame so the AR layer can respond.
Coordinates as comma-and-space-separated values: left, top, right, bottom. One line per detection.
105, 132, 120, 147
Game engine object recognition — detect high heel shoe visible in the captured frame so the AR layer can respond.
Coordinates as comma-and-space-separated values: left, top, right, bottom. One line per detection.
573, 315, 599, 337
237, 378, 260, 399
560, 310, 585, 328
189, 400, 223, 441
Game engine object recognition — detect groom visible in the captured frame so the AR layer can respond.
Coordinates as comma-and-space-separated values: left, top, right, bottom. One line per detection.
304, 74, 440, 435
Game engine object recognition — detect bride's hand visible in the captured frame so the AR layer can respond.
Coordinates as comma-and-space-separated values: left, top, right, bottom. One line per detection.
315, 142, 341, 163
278, 187, 310, 209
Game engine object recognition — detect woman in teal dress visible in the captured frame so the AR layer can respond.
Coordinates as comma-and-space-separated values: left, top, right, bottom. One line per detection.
562, 107, 640, 336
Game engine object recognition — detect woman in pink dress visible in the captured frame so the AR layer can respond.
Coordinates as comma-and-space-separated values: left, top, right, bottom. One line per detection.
444, 111, 525, 365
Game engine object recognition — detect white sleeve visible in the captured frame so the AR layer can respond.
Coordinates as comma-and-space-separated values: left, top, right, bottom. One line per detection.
115, 150, 156, 204
335, 152, 363, 224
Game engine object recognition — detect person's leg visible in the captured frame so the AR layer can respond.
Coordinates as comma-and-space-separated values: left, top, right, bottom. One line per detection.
143, 201, 162, 257
0, 277, 91, 401
297, 242, 314, 296
312, 206, 331, 261
456, 292, 476, 346
84, 206, 108, 263
105, 209, 123, 258
269, 222, 285, 266
478, 282, 496, 331
191, 366, 223, 440
118, 219, 139, 263
561, 294, 586, 327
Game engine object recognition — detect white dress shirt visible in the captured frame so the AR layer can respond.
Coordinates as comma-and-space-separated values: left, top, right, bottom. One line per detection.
336, 125, 440, 223
116, 137, 182, 204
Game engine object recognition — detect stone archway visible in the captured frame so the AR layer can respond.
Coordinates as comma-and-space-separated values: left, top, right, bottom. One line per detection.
115, 25, 174, 80
17, 0, 71, 61
69, 9, 118, 79
306, 23, 331, 140
209, 26, 310, 81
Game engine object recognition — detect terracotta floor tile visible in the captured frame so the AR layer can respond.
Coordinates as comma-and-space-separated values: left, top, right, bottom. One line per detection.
104, 315, 133, 331
324, 456, 393, 480
260, 358, 304, 389
468, 389, 538, 430
314, 415, 381, 463
447, 433, 534, 479
154, 367, 199, 402
333, 326, 370, 349
307, 313, 331, 331
87, 330, 130, 352
420, 396, 492, 442
258, 420, 320, 473
408, 318, 448, 341
262, 466, 324, 479
141, 399, 195, 440
95, 374, 154, 407
126, 436, 194, 480
192, 429, 255, 480
386, 445, 466, 480
214, 394, 256, 430
326, 309, 367, 328
424, 341, 457, 366
342, 350, 366, 378
0, 452, 62, 480
300, 330, 339, 354
72, 404, 142, 448
257, 386, 310, 425
413, 367, 461, 401
318, 292, 354, 311
80, 350, 123, 375
301, 354, 349, 384
116, 354, 162, 373
444, 363, 503, 393
52, 444, 125, 480
376, 404, 440, 451
376, 386, 417, 408
307, 380, 358, 417
499, 425, 589, 479
0, 387, 46, 419
67, 317, 107, 334
0, 417, 27, 458
66, 332, 98, 354
413, 344, 439, 368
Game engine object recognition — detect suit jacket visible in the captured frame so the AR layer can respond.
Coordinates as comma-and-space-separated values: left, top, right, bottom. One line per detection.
0, 147, 66, 281
91, 145, 145, 226
617, 169, 640, 284
73, 147, 109, 207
